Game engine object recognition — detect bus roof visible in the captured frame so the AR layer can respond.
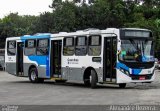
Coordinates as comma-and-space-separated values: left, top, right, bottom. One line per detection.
50, 28, 118, 37
21, 33, 51, 40
6, 33, 51, 41
6, 37, 21, 41
6, 28, 151, 40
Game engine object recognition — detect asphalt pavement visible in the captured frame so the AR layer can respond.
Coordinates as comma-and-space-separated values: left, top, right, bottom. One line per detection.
0, 70, 160, 105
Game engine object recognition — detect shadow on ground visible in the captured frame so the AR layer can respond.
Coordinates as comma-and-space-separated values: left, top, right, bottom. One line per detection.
8, 80, 160, 90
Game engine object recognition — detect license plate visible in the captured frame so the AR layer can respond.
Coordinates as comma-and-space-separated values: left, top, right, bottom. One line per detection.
139, 76, 146, 80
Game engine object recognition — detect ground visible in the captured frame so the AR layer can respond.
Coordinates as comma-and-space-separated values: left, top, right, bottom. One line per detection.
0, 70, 160, 105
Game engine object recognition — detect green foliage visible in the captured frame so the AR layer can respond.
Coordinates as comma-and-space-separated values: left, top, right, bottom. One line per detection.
33, 12, 55, 33
53, 1, 77, 32
0, 0, 160, 55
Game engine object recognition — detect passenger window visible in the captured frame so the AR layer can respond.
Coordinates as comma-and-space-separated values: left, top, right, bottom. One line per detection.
37, 39, 49, 55
24, 39, 36, 55
88, 35, 101, 56
75, 36, 87, 56
28, 40, 35, 48
63, 37, 74, 56
7, 41, 16, 56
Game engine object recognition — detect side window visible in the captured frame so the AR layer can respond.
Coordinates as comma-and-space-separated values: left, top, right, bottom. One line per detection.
75, 36, 87, 56
37, 39, 49, 55
24, 39, 36, 55
7, 41, 16, 56
63, 37, 74, 56
88, 35, 101, 56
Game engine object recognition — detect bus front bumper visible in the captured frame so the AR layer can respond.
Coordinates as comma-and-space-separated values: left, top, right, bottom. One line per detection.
116, 70, 155, 83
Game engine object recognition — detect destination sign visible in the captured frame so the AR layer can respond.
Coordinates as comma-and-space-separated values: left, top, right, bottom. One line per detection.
120, 29, 152, 38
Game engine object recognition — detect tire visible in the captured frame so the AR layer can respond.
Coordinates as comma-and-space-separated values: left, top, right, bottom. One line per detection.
91, 70, 98, 89
84, 80, 91, 87
29, 68, 44, 83
119, 83, 126, 88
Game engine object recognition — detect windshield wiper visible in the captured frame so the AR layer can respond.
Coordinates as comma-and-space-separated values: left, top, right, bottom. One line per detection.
129, 39, 139, 51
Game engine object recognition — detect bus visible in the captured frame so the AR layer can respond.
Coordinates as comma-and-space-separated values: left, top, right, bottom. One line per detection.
5, 28, 155, 88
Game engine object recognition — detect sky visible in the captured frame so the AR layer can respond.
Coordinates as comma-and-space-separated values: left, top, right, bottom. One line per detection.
0, 0, 53, 18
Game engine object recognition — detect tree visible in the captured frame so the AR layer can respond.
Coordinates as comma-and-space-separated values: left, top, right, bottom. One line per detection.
53, 1, 77, 32
33, 12, 55, 33
0, 0, 160, 53
50, 0, 63, 10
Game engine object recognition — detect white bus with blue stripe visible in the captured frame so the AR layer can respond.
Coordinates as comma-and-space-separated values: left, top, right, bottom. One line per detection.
5, 28, 155, 88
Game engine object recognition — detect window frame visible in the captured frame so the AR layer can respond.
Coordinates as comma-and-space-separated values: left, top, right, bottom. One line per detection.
75, 36, 87, 56
25, 39, 36, 48
36, 39, 49, 56
63, 37, 75, 56
88, 35, 102, 56
7, 40, 16, 56
64, 37, 74, 46
75, 36, 87, 46
88, 35, 101, 46
37, 39, 49, 48
24, 39, 37, 56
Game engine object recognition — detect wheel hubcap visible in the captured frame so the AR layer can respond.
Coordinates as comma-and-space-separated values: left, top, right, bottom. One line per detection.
89, 75, 92, 83
31, 71, 36, 81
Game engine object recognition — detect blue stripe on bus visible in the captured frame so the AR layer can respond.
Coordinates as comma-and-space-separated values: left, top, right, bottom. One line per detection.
47, 40, 50, 77
131, 69, 142, 75
21, 35, 50, 40
28, 56, 48, 65
28, 55, 50, 77
46, 56, 50, 77
116, 62, 129, 71
117, 62, 142, 75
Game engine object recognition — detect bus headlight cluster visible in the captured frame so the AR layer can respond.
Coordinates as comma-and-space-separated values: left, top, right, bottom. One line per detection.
119, 68, 130, 75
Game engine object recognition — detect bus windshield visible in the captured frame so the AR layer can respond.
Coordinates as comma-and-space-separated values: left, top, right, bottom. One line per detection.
119, 39, 154, 62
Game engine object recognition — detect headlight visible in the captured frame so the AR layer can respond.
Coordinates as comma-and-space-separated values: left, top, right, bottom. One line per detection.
124, 70, 129, 75
120, 68, 124, 73
120, 68, 130, 75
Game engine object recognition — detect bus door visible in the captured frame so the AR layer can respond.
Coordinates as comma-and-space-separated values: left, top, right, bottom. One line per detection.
51, 40, 62, 78
16, 42, 24, 76
103, 37, 117, 82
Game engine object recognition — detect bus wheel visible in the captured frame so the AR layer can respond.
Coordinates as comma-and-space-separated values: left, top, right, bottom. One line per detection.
84, 80, 91, 86
119, 83, 126, 88
29, 68, 44, 83
90, 70, 98, 89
